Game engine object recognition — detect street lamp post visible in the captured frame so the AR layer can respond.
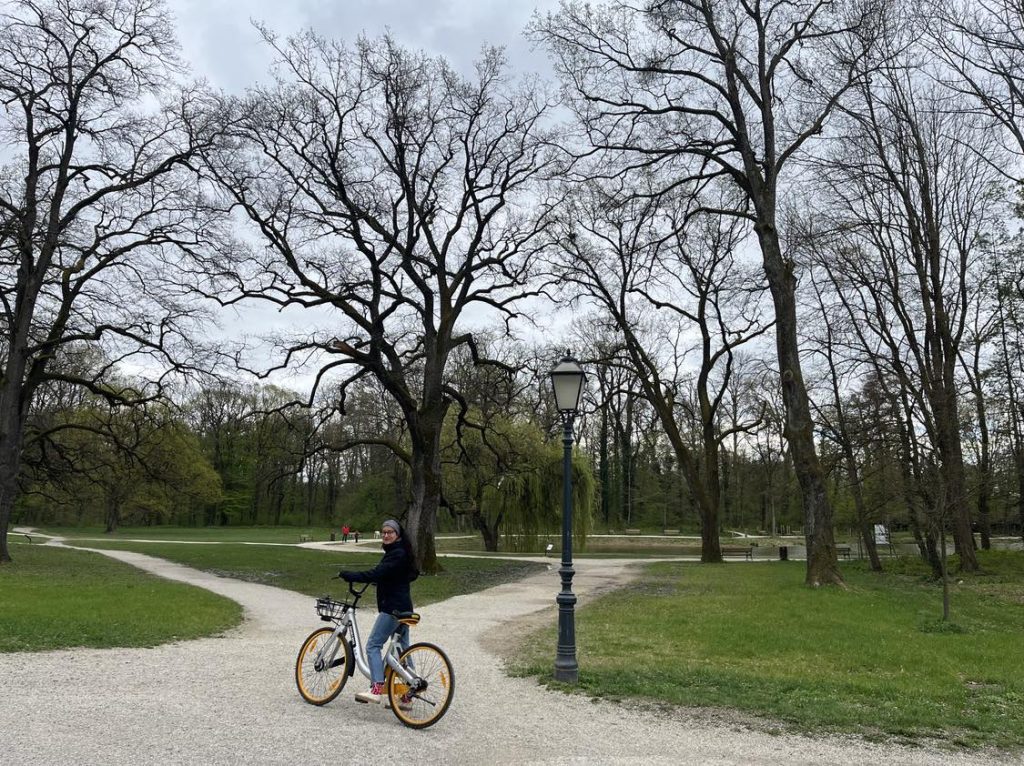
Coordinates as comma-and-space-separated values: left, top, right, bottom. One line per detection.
549, 355, 586, 684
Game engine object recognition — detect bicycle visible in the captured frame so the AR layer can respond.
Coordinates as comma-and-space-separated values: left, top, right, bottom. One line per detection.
294, 580, 455, 729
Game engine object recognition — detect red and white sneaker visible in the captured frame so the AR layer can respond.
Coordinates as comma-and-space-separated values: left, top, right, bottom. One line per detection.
355, 682, 385, 704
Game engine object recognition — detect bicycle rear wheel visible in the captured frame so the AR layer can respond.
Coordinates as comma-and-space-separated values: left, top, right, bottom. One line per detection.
387, 642, 454, 729
295, 627, 351, 705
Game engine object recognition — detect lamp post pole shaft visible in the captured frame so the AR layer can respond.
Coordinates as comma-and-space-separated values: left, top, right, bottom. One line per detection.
554, 413, 579, 683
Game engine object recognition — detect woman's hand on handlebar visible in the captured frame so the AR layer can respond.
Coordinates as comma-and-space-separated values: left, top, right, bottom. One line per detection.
336, 573, 369, 597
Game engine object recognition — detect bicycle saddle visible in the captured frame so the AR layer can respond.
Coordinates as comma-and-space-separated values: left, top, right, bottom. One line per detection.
393, 610, 420, 626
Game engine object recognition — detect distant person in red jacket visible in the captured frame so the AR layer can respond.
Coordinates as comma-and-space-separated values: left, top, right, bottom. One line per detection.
341, 525, 350, 543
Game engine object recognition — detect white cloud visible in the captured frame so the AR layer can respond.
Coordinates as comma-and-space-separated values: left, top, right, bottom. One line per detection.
171, 0, 558, 92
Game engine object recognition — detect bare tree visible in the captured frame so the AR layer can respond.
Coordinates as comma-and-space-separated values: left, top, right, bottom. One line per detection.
581, 333, 644, 528
958, 257, 1002, 551
203, 35, 561, 572
808, 52, 1010, 571
553, 181, 770, 561
928, 0, 1024, 164
532, 0, 889, 584
991, 251, 1024, 543
0, 0, 219, 562
929, 0, 1024, 548
806, 266, 884, 571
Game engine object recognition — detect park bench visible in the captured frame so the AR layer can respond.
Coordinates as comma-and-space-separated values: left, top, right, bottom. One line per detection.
662, 529, 680, 535
624, 528, 642, 535
721, 545, 754, 561
299, 534, 312, 543
836, 544, 851, 560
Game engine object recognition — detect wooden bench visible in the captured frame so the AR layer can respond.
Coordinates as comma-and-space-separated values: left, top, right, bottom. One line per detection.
299, 534, 312, 543
662, 529, 680, 535
836, 544, 851, 560
624, 528, 642, 535
721, 545, 753, 561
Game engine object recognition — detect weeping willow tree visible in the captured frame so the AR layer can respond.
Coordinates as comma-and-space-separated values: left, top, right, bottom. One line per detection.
442, 413, 595, 551
494, 447, 595, 553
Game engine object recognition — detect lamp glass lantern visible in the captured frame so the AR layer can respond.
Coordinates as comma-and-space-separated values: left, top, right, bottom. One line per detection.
550, 357, 586, 414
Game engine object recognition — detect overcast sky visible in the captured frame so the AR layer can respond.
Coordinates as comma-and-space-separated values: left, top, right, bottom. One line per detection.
171, 0, 559, 93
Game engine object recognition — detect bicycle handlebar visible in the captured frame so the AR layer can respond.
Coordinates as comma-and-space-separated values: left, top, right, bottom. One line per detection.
348, 581, 370, 598
334, 576, 371, 601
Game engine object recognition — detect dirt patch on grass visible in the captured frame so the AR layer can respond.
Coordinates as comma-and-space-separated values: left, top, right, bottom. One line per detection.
479, 561, 644, 662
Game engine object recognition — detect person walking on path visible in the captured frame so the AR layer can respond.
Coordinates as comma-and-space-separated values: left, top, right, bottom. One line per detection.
341, 525, 350, 543
339, 519, 418, 704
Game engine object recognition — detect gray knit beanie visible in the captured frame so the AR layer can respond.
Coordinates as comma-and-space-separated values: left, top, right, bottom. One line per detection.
382, 519, 401, 537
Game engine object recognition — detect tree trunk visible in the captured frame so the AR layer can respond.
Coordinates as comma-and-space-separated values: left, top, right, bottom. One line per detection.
720, 446, 732, 529
1016, 450, 1024, 545
847, 455, 882, 572
975, 421, 992, 549
858, 519, 881, 571
599, 404, 610, 527
698, 424, 723, 563
977, 479, 992, 551
272, 478, 284, 525
933, 401, 978, 571
0, 486, 14, 564
468, 485, 500, 552
821, 297, 881, 573
908, 508, 942, 578
0, 360, 32, 564
105, 496, 122, 534
622, 393, 634, 525
471, 509, 501, 552
407, 420, 444, 574
940, 525, 951, 621
970, 351, 992, 551
757, 223, 842, 586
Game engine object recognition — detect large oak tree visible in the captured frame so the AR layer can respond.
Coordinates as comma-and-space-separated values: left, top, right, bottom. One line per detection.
204, 35, 562, 572
0, 0, 218, 562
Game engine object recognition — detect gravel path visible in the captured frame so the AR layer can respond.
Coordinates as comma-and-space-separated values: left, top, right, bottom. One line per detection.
1, 542, 1016, 765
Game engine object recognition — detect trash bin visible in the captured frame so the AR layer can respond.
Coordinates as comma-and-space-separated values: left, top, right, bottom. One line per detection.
330, 532, 336, 542
778, 545, 788, 561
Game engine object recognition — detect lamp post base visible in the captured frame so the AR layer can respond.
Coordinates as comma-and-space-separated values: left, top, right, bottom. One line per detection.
553, 559, 578, 683
553, 665, 578, 683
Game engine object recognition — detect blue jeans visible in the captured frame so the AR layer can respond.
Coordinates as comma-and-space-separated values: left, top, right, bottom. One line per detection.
366, 612, 409, 685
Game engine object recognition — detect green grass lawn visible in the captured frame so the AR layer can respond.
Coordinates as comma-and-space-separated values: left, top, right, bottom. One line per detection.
62, 538, 546, 606
0, 543, 242, 652
1, 530, 544, 653
511, 551, 1024, 749
434, 531, 710, 557
35, 525, 337, 543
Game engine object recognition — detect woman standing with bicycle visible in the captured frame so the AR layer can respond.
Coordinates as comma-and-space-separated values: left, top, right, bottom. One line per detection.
339, 519, 419, 704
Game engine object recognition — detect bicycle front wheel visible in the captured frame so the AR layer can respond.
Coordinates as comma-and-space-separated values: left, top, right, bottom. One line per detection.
295, 627, 351, 705
387, 642, 455, 729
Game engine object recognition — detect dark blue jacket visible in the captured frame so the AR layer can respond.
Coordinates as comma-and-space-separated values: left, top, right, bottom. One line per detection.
340, 540, 416, 614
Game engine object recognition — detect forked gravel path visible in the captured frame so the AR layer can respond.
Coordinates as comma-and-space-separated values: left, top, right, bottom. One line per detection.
1, 540, 1017, 765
